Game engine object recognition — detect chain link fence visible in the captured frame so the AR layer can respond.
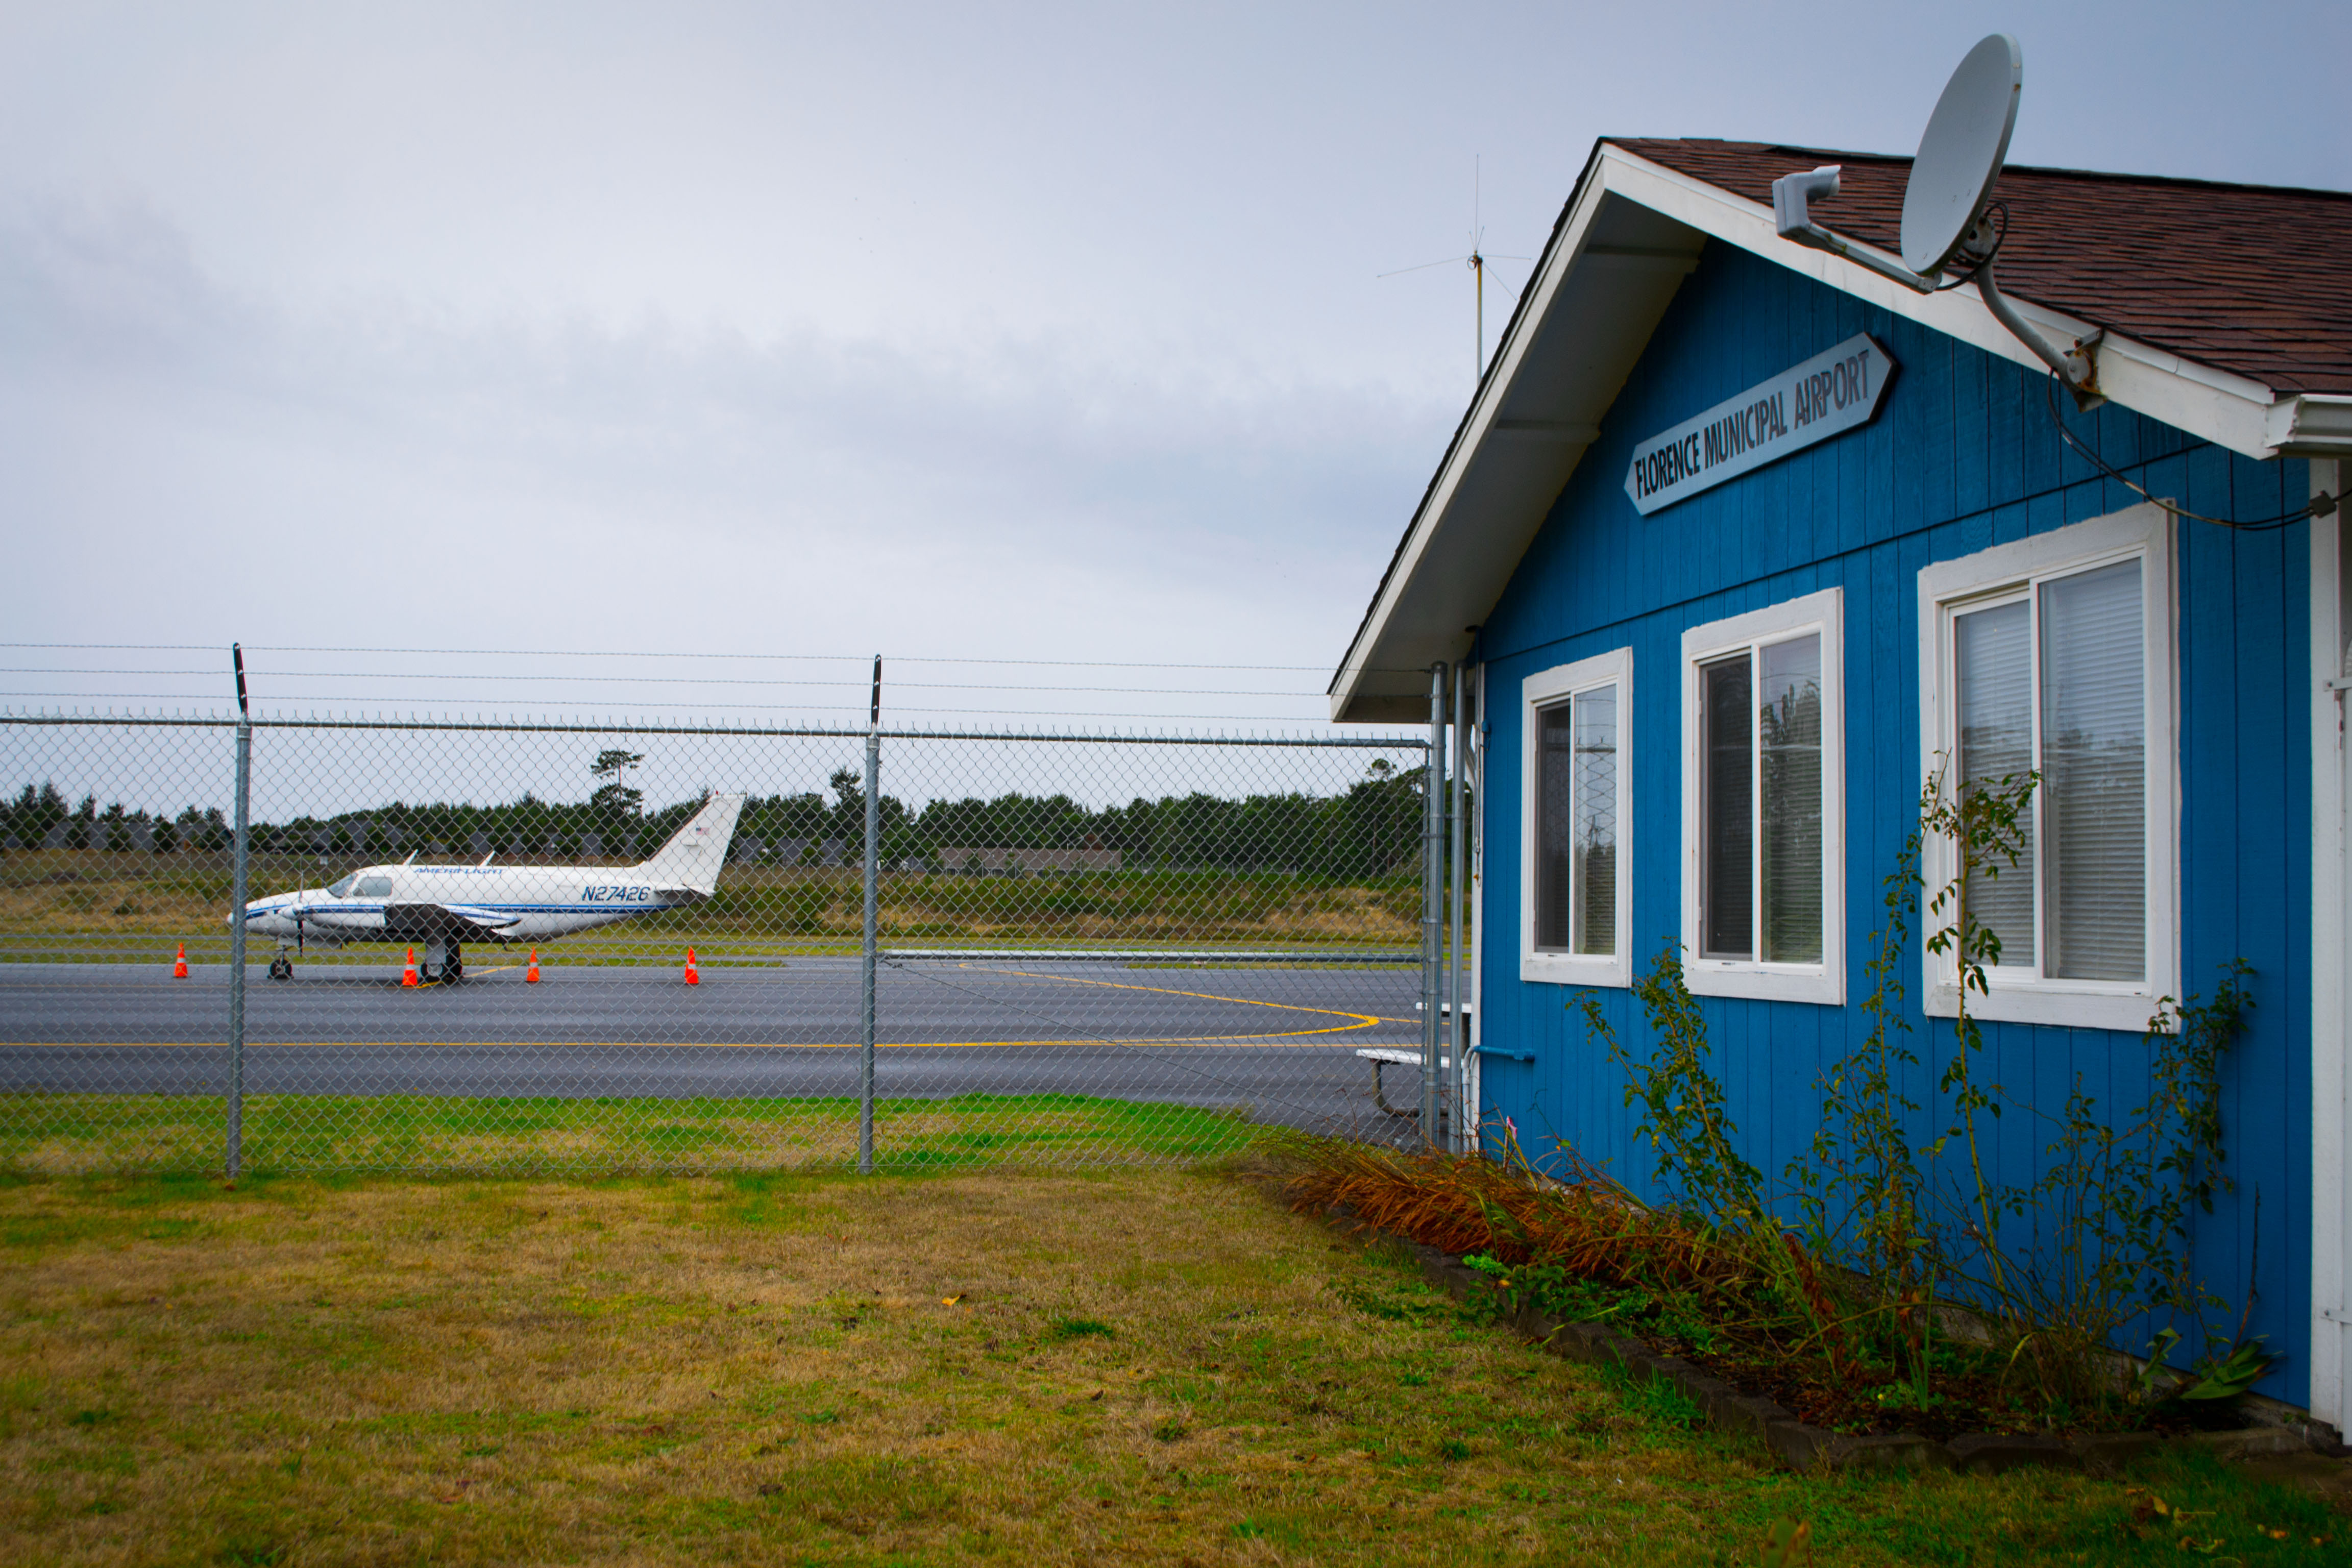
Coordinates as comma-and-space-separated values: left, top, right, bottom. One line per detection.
2, 706, 1471, 1173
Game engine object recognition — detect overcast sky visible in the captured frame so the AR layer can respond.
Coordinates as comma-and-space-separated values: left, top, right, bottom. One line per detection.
4, 1, 2345, 729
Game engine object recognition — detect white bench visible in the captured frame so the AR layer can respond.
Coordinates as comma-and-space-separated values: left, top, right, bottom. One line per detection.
1355, 1047, 1451, 1116
1357, 1036, 1535, 1118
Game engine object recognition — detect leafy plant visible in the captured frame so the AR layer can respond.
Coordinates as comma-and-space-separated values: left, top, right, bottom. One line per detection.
1462, 1254, 1646, 1322
1785, 761, 2265, 1417
1786, 814, 1936, 1394
1578, 951, 1764, 1233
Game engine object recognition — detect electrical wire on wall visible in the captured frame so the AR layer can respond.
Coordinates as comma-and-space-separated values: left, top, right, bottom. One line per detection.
2041, 371, 2340, 533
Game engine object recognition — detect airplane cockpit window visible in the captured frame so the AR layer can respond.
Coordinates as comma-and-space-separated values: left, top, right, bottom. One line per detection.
357, 876, 393, 897
327, 874, 358, 897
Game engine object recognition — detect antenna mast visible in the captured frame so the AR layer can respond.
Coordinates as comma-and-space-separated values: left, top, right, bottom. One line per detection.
1472, 156, 1485, 380
1376, 156, 1526, 388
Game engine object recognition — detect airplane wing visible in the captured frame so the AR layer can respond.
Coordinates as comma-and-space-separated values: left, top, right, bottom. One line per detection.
440, 904, 524, 930
383, 902, 525, 938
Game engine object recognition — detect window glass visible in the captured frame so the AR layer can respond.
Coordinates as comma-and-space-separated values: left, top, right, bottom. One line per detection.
1535, 703, 1576, 950
1700, 654, 1754, 959
1533, 684, 1620, 955
1758, 634, 1823, 963
326, 874, 357, 897
1954, 599, 2035, 967
357, 875, 393, 898
1572, 686, 1619, 956
2040, 559, 2144, 981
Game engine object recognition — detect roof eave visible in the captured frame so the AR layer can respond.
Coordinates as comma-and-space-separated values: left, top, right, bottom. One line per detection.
1328, 144, 1704, 723
1589, 145, 2294, 457
1328, 143, 2318, 724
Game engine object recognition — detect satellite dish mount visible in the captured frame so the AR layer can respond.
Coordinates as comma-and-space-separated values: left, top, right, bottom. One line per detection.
1771, 34, 2102, 408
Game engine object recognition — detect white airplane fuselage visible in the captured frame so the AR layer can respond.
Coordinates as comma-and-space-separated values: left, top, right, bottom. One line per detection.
232, 792, 747, 959
240, 861, 694, 946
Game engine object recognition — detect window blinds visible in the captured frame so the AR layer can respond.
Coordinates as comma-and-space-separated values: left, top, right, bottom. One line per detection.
2040, 560, 2145, 982
1954, 599, 2036, 967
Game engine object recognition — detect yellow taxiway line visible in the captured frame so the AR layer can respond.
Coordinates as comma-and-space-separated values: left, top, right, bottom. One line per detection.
6, 961, 1407, 1048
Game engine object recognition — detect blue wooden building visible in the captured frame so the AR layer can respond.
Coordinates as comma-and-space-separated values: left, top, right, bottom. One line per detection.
1328, 139, 2352, 1427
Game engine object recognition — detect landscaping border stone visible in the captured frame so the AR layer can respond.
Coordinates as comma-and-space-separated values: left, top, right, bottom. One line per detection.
1328, 1206, 2327, 1474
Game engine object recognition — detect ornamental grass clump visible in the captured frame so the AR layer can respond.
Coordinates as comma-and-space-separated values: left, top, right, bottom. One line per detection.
1264, 1122, 1748, 1303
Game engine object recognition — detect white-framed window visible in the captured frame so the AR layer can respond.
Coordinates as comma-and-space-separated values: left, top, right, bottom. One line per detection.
1679, 587, 1844, 1004
1917, 502, 2176, 1029
1522, 648, 1632, 986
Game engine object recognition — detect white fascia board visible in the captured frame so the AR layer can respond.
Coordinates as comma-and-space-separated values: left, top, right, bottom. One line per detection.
1597, 146, 2289, 461
2270, 395, 2352, 458
1328, 168, 1621, 721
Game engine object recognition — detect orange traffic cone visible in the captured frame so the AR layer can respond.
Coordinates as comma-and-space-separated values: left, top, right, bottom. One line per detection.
683, 947, 700, 985
402, 947, 420, 988
172, 942, 188, 979
526, 949, 541, 983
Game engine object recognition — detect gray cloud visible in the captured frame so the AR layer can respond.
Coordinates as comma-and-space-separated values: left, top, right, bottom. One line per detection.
2, 1, 2344, 725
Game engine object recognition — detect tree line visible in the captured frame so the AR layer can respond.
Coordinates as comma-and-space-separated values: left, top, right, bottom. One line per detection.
4, 755, 1439, 879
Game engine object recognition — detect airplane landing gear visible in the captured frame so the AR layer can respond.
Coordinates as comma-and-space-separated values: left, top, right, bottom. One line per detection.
420, 940, 463, 983
267, 953, 293, 981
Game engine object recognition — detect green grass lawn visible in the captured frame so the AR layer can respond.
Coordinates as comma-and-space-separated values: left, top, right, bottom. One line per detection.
1, 1092, 1255, 1176
1, 1165, 2341, 1566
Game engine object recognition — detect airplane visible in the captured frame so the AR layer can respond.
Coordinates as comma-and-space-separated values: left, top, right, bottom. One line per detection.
232, 792, 747, 982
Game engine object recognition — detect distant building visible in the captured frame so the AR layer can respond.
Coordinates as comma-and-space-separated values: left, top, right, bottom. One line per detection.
936, 845, 1122, 875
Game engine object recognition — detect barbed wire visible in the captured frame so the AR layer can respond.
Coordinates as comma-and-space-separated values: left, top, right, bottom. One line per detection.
2, 642, 1415, 674
0, 707, 1422, 741
0, 668, 1336, 698
0, 696, 1363, 725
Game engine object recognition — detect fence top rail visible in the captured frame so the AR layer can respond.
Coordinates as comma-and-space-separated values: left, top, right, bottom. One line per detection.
0, 711, 1425, 748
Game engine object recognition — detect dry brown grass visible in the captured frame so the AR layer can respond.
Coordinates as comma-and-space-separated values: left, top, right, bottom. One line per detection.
0, 854, 225, 936
1268, 1131, 1752, 1300
1, 1167, 2326, 1566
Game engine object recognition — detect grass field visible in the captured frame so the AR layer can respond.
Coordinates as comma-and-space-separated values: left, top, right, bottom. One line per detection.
0, 851, 1436, 959
2, 1165, 2343, 1566
0, 1093, 1255, 1177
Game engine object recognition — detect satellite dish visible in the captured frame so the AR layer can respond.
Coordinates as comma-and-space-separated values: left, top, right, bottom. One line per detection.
1771, 32, 2100, 405
1900, 33, 2022, 276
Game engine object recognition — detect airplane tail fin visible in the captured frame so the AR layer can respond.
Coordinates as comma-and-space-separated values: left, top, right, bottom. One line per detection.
635, 793, 746, 895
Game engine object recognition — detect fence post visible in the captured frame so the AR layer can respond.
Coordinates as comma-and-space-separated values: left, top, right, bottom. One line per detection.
1421, 663, 1446, 1139
859, 656, 880, 1175
226, 646, 251, 1183
1449, 660, 1468, 1154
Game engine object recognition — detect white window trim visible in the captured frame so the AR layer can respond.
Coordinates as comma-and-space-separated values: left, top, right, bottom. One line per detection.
1521, 647, 1634, 987
1915, 501, 2178, 1031
1678, 588, 1845, 1005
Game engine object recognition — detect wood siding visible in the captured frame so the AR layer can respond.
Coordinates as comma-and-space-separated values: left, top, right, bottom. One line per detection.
1475, 241, 2314, 1401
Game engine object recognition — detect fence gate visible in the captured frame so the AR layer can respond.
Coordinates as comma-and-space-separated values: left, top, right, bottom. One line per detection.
1, 712, 1471, 1174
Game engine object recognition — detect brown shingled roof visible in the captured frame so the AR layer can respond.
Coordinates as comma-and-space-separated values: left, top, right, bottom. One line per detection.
1608, 138, 2352, 395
